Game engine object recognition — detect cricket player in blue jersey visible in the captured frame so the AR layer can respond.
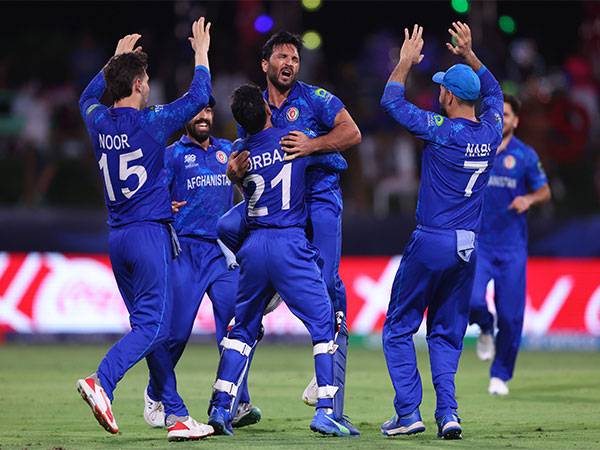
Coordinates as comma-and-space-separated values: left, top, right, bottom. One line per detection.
76, 20, 215, 441
218, 31, 361, 434
207, 84, 351, 437
469, 94, 551, 396
141, 100, 261, 429
379, 23, 503, 439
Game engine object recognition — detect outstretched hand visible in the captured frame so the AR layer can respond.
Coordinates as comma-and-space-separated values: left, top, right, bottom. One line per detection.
399, 24, 424, 67
508, 195, 532, 214
446, 21, 472, 57
114, 34, 142, 56
189, 17, 211, 68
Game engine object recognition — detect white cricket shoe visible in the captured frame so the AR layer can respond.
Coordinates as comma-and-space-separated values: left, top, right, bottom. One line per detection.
144, 387, 165, 428
302, 374, 318, 406
76, 375, 119, 434
167, 416, 214, 441
488, 377, 509, 396
476, 332, 495, 361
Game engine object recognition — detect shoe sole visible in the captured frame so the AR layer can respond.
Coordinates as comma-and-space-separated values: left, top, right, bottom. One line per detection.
208, 419, 233, 436
439, 427, 463, 440
310, 424, 351, 437
76, 380, 118, 434
167, 431, 214, 442
382, 425, 426, 436
232, 410, 261, 428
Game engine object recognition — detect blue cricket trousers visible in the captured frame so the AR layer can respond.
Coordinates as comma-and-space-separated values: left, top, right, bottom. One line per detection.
98, 221, 187, 417
212, 228, 336, 411
469, 242, 527, 381
146, 236, 251, 405
383, 226, 476, 420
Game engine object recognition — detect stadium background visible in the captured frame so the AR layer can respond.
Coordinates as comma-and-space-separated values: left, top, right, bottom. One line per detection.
1, 1, 600, 449
0, 0, 598, 347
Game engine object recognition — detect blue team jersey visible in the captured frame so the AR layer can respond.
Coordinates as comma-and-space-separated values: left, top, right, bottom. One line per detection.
381, 66, 504, 232
79, 66, 212, 227
240, 81, 347, 196
479, 136, 548, 249
239, 127, 315, 229
164, 135, 234, 239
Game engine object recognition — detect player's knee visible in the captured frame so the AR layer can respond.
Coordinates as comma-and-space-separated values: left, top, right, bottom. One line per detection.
153, 324, 171, 347
168, 329, 189, 349
227, 326, 256, 346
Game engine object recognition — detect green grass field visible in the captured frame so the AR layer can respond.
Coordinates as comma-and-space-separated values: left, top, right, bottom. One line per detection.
0, 343, 599, 449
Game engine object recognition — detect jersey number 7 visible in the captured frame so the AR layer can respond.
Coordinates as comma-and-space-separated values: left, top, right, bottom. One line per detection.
463, 161, 488, 197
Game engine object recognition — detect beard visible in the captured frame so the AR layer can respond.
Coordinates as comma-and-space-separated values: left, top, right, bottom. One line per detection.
185, 119, 211, 143
267, 65, 296, 92
502, 124, 514, 138
440, 106, 448, 117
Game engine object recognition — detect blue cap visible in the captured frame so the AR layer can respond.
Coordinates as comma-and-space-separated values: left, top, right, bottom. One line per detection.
432, 64, 480, 101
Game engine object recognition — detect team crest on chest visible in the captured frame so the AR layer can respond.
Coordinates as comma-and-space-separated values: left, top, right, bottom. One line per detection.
503, 154, 516, 170
184, 153, 198, 169
216, 150, 228, 164
286, 107, 300, 122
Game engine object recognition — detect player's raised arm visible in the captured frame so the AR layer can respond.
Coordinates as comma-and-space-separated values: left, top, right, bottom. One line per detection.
446, 21, 503, 134
380, 25, 451, 141
79, 34, 142, 120
140, 17, 213, 144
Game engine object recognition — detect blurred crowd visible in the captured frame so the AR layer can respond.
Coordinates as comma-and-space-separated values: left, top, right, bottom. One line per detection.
0, 1, 599, 220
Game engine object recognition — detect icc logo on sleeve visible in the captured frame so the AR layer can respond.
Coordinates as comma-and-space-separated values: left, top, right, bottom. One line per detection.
503, 155, 516, 170
286, 107, 299, 122
216, 150, 228, 164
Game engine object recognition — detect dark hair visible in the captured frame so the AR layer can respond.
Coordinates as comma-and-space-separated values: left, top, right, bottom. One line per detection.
261, 31, 302, 61
231, 84, 267, 135
456, 97, 476, 107
504, 93, 522, 116
103, 52, 148, 102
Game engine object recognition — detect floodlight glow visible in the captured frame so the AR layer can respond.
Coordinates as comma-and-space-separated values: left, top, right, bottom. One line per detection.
254, 15, 274, 34
302, 0, 322, 12
302, 30, 322, 50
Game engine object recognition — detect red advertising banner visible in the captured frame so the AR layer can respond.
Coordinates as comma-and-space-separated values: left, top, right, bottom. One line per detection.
0, 253, 598, 336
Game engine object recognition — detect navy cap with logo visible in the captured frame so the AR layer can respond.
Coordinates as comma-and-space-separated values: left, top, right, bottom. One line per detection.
432, 64, 480, 101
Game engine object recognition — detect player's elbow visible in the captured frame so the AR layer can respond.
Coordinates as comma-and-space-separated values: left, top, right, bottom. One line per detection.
541, 184, 552, 203
380, 93, 394, 112
348, 124, 362, 147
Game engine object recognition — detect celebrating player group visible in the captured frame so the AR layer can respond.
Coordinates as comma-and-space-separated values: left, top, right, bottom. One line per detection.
76, 16, 550, 442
